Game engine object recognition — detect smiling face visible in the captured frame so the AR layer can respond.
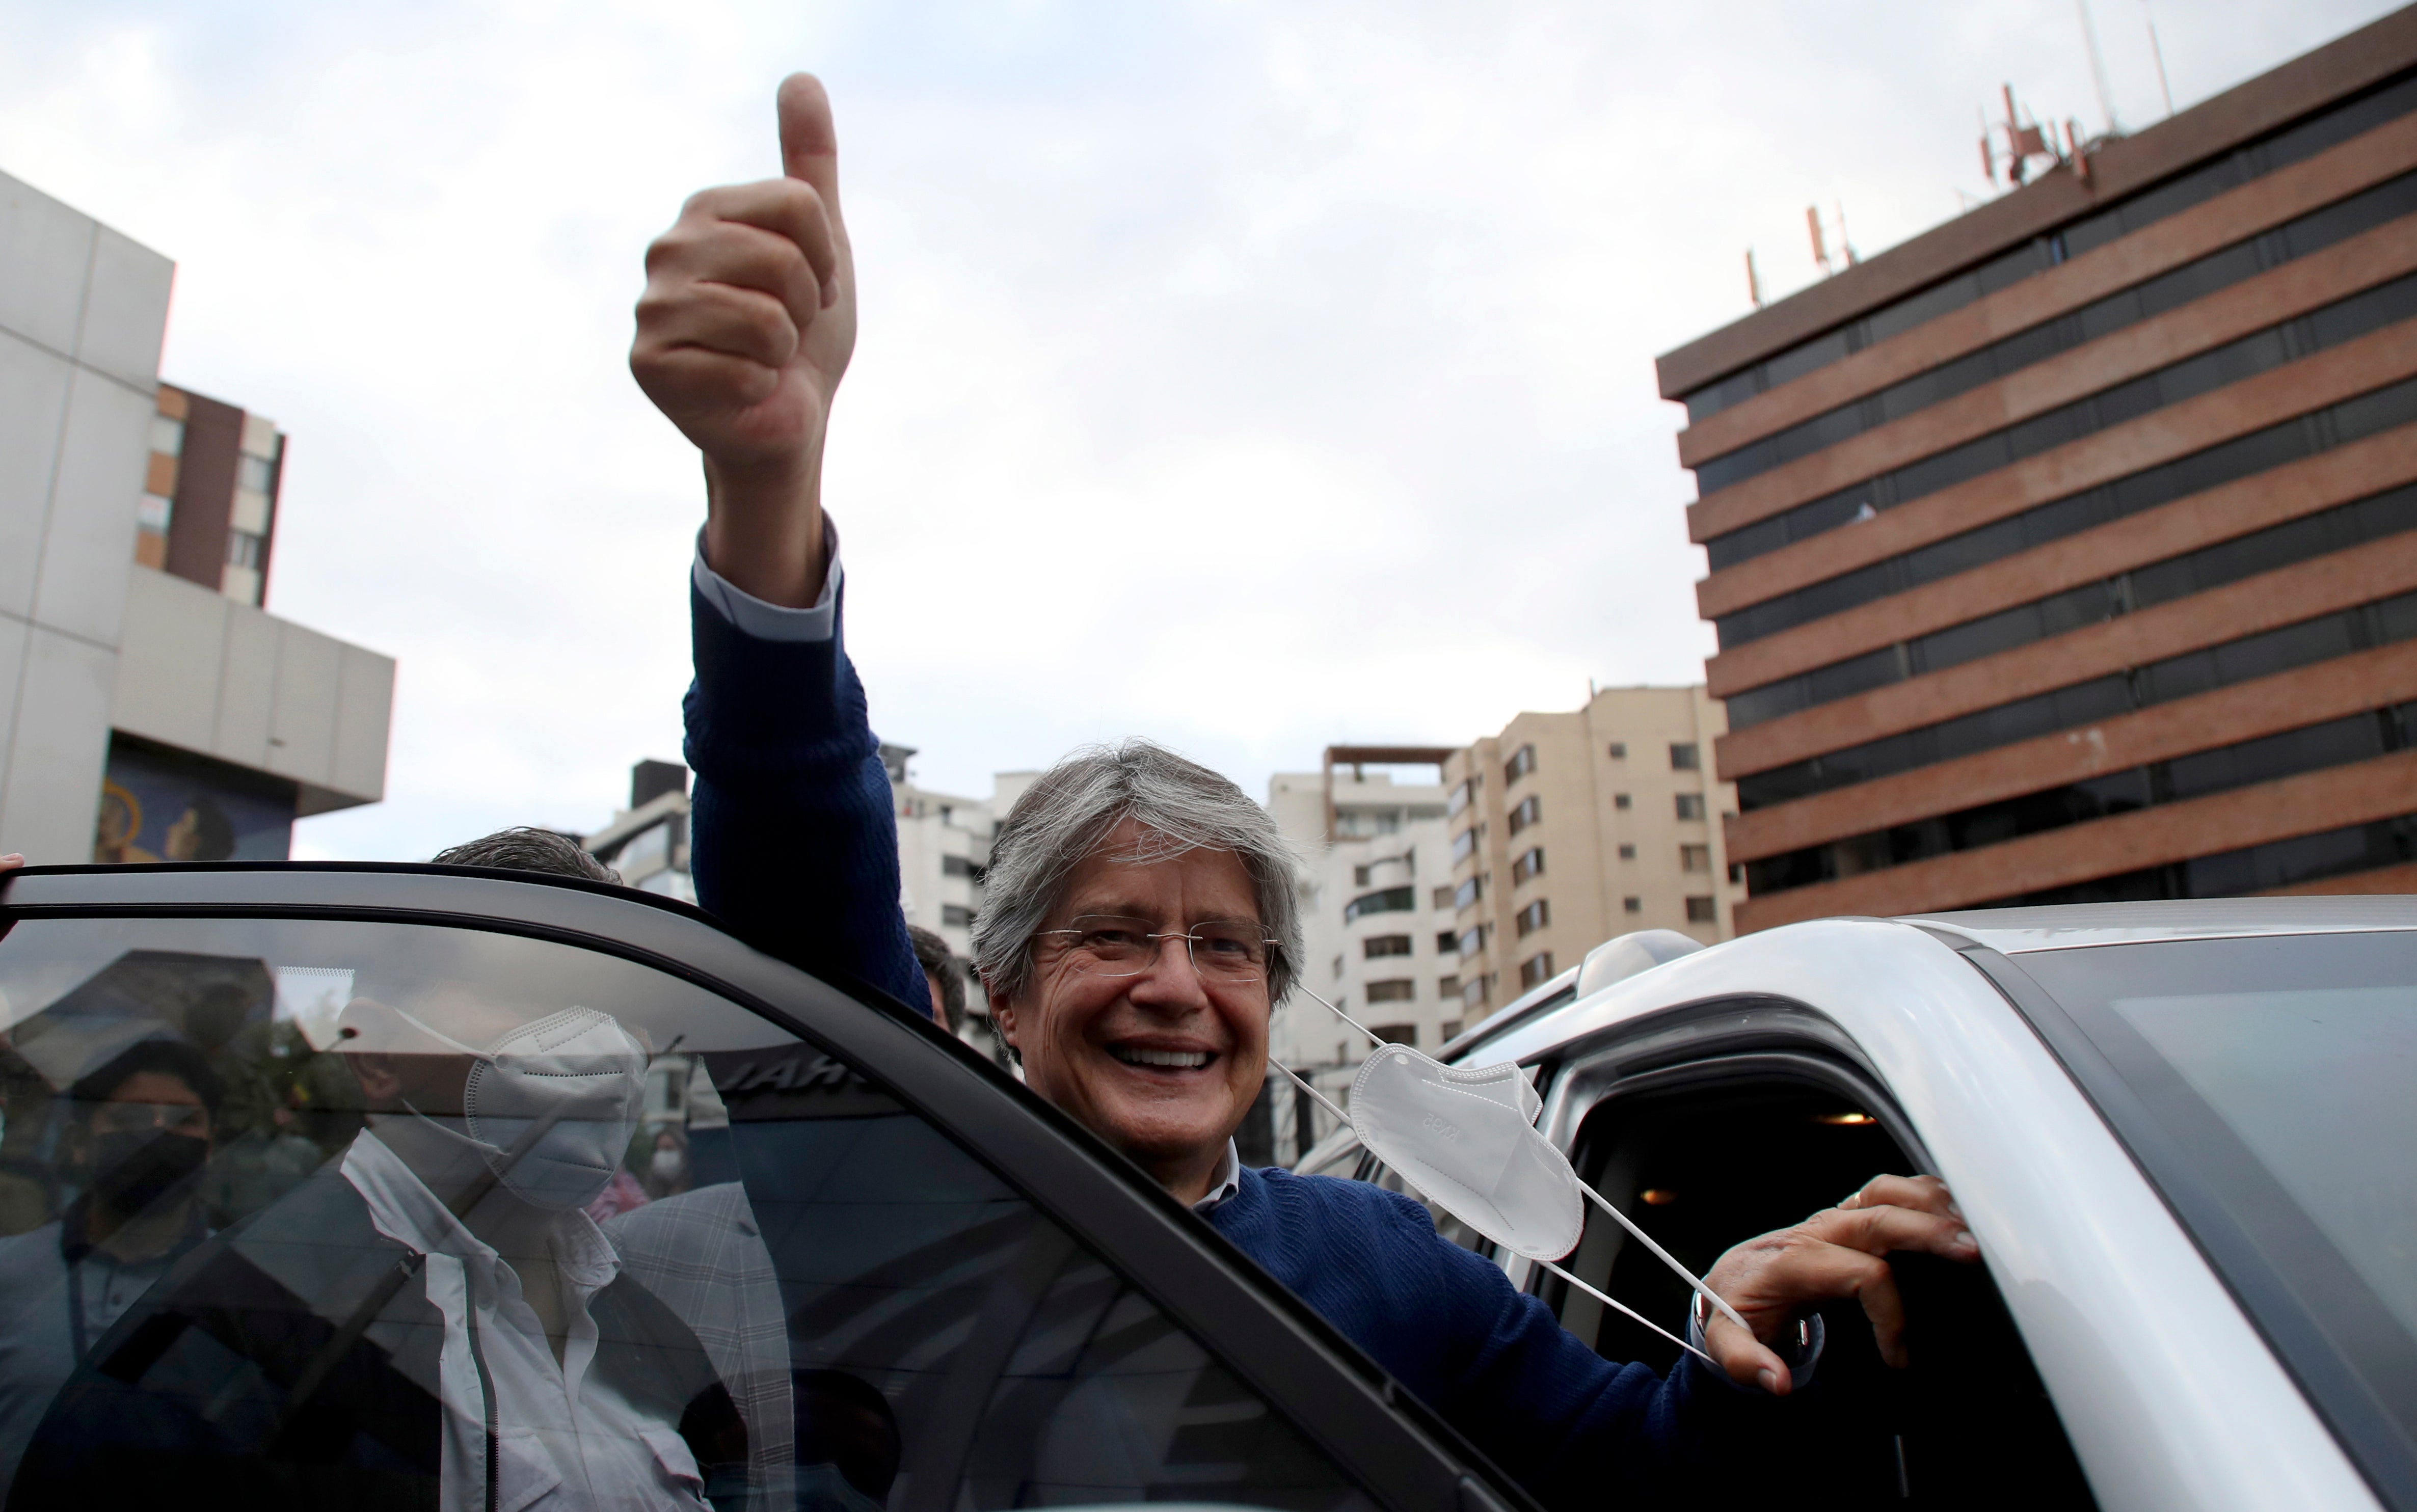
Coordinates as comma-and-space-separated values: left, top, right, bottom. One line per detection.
990, 819, 1271, 1200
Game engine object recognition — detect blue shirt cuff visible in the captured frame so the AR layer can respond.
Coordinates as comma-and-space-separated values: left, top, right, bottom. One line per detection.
690, 521, 842, 642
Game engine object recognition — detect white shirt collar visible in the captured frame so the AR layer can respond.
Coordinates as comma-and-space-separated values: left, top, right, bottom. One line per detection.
1191, 1139, 1243, 1214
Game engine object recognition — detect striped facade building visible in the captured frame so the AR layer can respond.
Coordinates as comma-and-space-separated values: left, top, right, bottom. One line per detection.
1656, 8, 2417, 931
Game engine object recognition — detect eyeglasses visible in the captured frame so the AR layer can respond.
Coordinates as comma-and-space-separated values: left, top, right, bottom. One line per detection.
88, 1100, 209, 1138
1035, 915, 1277, 984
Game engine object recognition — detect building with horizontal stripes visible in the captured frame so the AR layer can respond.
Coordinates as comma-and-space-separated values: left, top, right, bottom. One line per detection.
1654, 7, 2417, 931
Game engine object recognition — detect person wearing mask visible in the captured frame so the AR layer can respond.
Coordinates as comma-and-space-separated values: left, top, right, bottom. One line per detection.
0, 1040, 222, 1488
10, 991, 746, 1511
632, 75, 1983, 1507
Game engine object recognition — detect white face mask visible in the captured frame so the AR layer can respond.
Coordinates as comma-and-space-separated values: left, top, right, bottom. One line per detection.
374, 1003, 648, 1211
650, 1148, 685, 1182
1350, 1043, 1580, 1261
1285, 985, 1750, 1363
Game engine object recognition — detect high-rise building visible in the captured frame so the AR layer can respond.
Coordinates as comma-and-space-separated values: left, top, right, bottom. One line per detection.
1657, 10, 2417, 931
2, 169, 392, 865
1444, 688, 1743, 1016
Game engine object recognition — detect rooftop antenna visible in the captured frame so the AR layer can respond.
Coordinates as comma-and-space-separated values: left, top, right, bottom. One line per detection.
1806, 205, 1833, 277
1836, 202, 1859, 266
2077, 0, 2119, 135
1986, 84, 2057, 186
2141, 0, 2175, 118
1744, 247, 1765, 309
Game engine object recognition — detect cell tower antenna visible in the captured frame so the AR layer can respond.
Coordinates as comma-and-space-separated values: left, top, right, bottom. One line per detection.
2142, 0, 2175, 117
1837, 202, 1859, 265
1744, 248, 1765, 309
2077, 0, 2118, 134
1806, 205, 1832, 277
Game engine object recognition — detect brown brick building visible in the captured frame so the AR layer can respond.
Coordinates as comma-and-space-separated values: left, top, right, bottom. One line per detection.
139, 383, 284, 606
1656, 8, 2417, 932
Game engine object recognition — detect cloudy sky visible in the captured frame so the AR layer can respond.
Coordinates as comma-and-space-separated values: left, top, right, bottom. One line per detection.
0, 0, 2399, 855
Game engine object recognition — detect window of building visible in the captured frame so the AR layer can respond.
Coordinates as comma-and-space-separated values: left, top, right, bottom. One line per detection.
1369, 1020, 1416, 1042
148, 414, 184, 456
1446, 776, 1478, 818
1685, 896, 1718, 924
1670, 743, 1701, 771
942, 854, 984, 879
1462, 975, 1492, 1009
1436, 931, 1460, 955
1518, 953, 1555, 989
1614, 793, 1632, 811
1515, 899, 1550, 937
1450, 828, 1477, 864
1438, 982, 1460, 1008
1365, 981, 1416, 1006
1363, 935, 1413, 959
1606, 742, 1627, 760
1453, 877, 1484, 911
1675, 793, 1706, 821
1680, 844, 1711, 872
226, 530, 265, 569
1457, 924, 1488, 957
1439, 1018, 1462, 1041
135, 493, 173, 535
1508, 795, 1541, 834
1354, 864, 1372, 885
1504, 744, 1537, 784
237, 454, 276, 494
1431, 886, 1455, 909
1623, 897, 1643, 914
1729, 862, 1745, 884
1511, 847, 1544, 884
1617, 843, 1636, 860
1344, 885, 1416, 922
941, 903, 976, 927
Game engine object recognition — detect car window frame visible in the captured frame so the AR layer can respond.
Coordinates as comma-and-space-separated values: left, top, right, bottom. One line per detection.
0, 860, 1532, 1512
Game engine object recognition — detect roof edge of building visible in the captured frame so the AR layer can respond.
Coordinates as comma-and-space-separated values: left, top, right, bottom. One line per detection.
1653, 3, 2417, 400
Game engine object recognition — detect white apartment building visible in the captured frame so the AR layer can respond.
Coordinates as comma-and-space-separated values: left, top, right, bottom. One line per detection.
1263, 747, 1457, 1165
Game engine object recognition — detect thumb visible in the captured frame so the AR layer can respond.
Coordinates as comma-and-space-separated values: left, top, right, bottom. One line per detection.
776, 73, 843, 221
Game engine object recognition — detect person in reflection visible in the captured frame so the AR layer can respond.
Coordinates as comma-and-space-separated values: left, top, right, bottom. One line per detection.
0, 1040, 222, 1488
635, 74, 1984, 1508
9, 993, 746, 1512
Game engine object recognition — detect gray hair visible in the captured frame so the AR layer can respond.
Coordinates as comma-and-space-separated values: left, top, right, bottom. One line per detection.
972, 740, 1303, 1007
433, 826, 622, 885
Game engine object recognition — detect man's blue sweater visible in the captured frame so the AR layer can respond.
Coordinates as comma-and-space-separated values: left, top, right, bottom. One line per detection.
683, 578, 1787, 1504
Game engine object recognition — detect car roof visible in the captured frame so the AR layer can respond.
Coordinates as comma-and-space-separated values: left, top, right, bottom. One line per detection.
1447, 898, 2417, 1068
1905, 895, 2417, 953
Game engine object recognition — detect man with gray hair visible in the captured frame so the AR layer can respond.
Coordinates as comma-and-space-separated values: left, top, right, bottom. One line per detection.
634, 72, 1982, 1507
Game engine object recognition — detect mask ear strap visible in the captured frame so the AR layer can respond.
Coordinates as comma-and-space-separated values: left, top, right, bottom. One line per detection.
1294, 984, 1392, 1051
1536, 1258, 1718, 1369
1275, 1061, 1352, 1126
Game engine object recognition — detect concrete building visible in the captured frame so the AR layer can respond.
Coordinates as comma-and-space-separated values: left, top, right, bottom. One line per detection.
1267, 751, 1459, 1055
584, 759, 696, 903
1659, 10, 2417, 930
1445, 689, 1744, 1016
2, 169, 391, 865
1263, 748, 1456, 1166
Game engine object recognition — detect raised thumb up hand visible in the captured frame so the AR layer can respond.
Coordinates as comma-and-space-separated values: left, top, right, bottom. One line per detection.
631, 74, 854, 605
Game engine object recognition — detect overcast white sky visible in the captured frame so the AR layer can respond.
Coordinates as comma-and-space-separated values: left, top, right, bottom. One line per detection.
0, 0, 2400, 855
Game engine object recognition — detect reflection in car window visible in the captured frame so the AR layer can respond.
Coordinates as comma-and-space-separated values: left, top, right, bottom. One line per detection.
0, 914, 1379, 1511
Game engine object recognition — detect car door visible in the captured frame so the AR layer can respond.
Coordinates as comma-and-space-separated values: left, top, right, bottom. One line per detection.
0, 862, 1521, 1512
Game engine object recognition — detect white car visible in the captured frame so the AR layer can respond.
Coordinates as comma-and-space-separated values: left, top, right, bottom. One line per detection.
1299, 898, 2416, 1512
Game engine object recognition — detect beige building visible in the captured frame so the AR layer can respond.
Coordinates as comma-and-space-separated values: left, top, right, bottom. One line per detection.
1445, 686, 1744, 1019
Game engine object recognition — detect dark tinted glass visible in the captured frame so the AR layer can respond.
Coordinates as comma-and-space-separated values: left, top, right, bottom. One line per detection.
0, 914, 1378, 1512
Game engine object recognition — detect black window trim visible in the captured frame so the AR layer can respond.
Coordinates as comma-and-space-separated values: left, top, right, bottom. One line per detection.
1946, 937, 2417, 1512
0, 860, 1529, 1512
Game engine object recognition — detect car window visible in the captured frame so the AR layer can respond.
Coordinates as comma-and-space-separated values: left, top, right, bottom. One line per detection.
0, 911, 1381, 1512
2013, 930, 2417, 1504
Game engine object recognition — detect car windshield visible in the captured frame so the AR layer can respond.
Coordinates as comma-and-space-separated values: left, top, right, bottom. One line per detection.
2016, 930, 2417, 1490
